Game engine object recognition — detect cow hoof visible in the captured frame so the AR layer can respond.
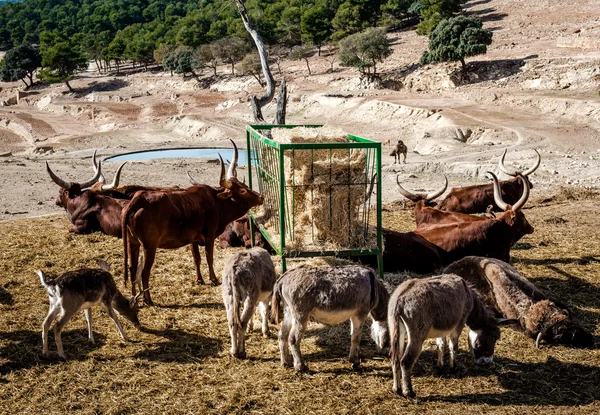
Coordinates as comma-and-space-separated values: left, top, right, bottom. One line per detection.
210, 279, 220, 286
351, 362, 363, 372
195, 279, 205, 285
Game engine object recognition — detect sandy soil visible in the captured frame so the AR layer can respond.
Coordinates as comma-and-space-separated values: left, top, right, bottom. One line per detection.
0, 0, 599, 221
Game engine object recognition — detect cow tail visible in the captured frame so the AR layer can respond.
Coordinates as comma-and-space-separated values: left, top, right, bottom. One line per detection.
121, 202, 133, 288
271, 281, 282, 325
231, 275, 241, 329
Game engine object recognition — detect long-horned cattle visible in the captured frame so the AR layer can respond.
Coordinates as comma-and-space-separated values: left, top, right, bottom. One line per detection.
121, 140, 265, 305
388, 274, 516, 398
443, 256, 594, 348
437, 149, 540, 213
351, 227, 446, 273
396, 175, 489, 228
37, 260, 142, 359
416, 172, 534, 264
271, 264, 389, 372
221, 247, 277, 358
218, 214, 275, 254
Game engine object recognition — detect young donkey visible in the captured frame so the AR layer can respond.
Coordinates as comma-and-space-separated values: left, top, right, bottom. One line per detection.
37, 261, 141, 359
272, 264, 389, 372
221, 247, 277, 359
388, 274, 516, 398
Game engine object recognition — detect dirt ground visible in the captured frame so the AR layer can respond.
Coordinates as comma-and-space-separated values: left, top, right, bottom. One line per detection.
0, 0, 599, 412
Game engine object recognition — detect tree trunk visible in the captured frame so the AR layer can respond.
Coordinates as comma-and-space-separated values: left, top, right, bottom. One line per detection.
65, 80, 73, 92
318, 45, 321, 56
235, 0, 276, 123
95, 59, 101, 73
460, 57, 466, 75
213, 65, 217, 76
273, 77, 287, 125
304, 58, 311, 76
21, 78, 29, 88
230, 62, 235, 75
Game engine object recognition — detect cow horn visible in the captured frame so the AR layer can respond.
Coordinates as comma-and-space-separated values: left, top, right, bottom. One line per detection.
227, 139, 238, 179
46, 161, 72, 190
425, 175, 448, 201
101, 162, 127, 190
365, 173, 377, 202
487, 171, 509, 211
219, 154, 231, 188
522, 149, 541, 176
91, 150, 106, 184
536, 332, 543, 348
511, 174, 530, 211
498, 149, 518, 177
395, 176, 419, 202
80, 160, 103, 189
187, 171, 200, 185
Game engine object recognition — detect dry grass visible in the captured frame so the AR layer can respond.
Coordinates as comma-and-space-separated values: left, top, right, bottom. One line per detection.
0, 197, 599, 414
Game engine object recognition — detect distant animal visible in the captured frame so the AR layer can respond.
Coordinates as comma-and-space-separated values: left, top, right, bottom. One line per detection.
388, 274, 516, 398
437, 149, 540, 213
390, 140, 408, 164
351, 227, 446, 274
121, 140, 265, 304
272, 264, 389, 372
443, 256, 594, 349
221, 247, 277, 358
37, 260, 142, 359
415, 172, 534, 264
218, 214, 275, 254
396, 175, 489, 228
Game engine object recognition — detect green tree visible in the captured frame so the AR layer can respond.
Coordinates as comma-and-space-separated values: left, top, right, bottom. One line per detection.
420, 15, 492, 75
290, 44, 314, 76
210, 36, 247, 75
168, 47, 201, 80
237, 53, 264, 86
0, 45, 42, 88
417, 0, 464, 35
276, 6, 302, 49
338, 27, 392, 78
39, 33, 88, 92
301, 5, 332, 55
198, 44, 218, 76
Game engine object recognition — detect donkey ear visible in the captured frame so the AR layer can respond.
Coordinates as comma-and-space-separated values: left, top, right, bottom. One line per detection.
497, 318, 519, 326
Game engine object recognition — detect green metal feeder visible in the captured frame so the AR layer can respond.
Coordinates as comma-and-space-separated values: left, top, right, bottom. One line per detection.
245, 124, 383, 277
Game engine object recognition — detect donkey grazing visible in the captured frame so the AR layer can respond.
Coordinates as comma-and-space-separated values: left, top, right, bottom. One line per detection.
221, 247, 277, 358
388, 274, 516, 398
272, 264, 389, 372
37, 261, 141, 359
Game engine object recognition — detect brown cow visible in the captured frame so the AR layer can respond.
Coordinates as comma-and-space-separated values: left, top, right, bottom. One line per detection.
122, 140, 265, 305
416, 172, 534, 264
351, 228, 446, 274
396, 175, 489, 227
437, 149, 540, 213
443, 257, 594, 348
218, 214, 275, 254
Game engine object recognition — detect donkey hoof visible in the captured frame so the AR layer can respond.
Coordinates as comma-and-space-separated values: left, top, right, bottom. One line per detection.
295, 363, 309, 373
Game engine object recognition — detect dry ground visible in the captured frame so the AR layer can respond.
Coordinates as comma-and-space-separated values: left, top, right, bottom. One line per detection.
0, 190, 598, 414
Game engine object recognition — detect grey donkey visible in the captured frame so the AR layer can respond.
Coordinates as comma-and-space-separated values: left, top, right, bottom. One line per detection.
388, 274, 517, 398
272, 264, 389, 372
221, 247, 277, 358
37, 260, 142, 359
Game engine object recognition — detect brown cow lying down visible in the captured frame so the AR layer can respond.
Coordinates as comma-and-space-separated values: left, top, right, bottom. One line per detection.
444, 256, 594, 348
218, 214, 275, 254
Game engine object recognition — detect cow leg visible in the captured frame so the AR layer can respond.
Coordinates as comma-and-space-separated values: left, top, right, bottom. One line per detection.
400, 332, 425, 398
204, 242, 220, 285
126, 240, 140, 295
436, 337, 446, 368
349, 315, 365, 371
140, 245, 157, 306
190, 243, 205, 285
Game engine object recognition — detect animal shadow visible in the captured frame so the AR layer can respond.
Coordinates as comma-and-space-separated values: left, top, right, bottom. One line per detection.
0, 284, 14, 305
0, 329, 106, 374
424, 356, 600, 406
155, 301, 224, 310
135, 327, 222, 362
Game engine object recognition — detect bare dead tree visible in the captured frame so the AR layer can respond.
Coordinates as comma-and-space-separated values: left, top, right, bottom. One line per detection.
235, 0, 287, 124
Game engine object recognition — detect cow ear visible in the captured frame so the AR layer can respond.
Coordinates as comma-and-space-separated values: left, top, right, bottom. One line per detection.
217, 189, 233, 199
506, 211, 517, 225
497, 318, 519, 326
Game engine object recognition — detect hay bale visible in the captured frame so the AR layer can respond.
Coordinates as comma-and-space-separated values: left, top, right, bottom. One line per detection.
255, 126, 377, 252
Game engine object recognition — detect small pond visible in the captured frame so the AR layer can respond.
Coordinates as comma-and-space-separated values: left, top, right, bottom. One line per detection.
104, 148, 250, 166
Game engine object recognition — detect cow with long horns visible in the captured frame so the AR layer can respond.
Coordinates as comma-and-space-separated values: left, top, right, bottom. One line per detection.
416, 172, 534, 263
437, 149, 540, 213
121, 140, 265, 305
